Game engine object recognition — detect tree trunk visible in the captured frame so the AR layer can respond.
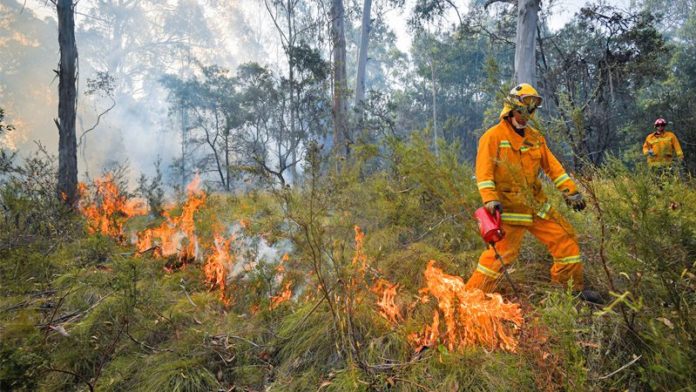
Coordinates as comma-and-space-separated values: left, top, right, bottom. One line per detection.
288, 0, 300, 185
180, 99, 187, 190
430, 56, 439, 156
354, 0, 372, 107
331, 0, 349, 157
287, 0, 298, 180
56, 0, 78, 207
224, 129, 231, 192
513, 0, 540, 85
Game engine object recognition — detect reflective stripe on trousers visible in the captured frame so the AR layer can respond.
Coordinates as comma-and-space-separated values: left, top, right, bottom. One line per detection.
466, 212, 583, 292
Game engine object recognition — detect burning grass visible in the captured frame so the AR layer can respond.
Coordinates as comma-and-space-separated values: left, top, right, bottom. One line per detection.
203, 234, 234, 305
77, 175, 147, 240
371, 278, 402, 325
270, 282, 293, 309
136, 174, 206, 263
408, 260, 524, 353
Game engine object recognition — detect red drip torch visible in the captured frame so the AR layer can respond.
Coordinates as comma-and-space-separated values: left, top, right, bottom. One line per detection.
474, 207, 519, 296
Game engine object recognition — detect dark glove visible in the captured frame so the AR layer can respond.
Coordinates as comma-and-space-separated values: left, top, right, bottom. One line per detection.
485, 200, 502, 215
564, 192, 586, 211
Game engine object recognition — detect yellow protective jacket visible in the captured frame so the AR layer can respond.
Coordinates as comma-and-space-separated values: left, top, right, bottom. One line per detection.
643, 131, 683, 167
476, 120, 577, 225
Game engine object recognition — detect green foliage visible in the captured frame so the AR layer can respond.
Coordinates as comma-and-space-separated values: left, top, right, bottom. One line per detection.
0, 146, 81, 258
140, 356, 220, 392
2, 135, 696, 391
136, 159, 165, 216
577, 160, 696, 389
0, 310, 44, 391
538, 290, 588, 391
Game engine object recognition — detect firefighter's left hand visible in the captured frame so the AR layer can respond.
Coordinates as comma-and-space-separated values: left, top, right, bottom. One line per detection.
564, 192, 586, 211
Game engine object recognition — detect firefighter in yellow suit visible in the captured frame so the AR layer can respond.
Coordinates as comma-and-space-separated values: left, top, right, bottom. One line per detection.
643, 118, 684, 171
465, 84, 601, 303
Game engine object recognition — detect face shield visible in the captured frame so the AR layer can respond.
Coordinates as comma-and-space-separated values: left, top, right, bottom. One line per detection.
499, 84, 543, 120
512, 95, 542, 120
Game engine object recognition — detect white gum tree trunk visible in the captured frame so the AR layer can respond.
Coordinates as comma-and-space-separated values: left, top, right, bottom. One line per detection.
354, 0, 372, 107
513, 0, 540, 85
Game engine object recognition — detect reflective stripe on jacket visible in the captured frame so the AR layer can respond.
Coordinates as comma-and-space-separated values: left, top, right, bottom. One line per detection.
476, 120, 577, 226
643, 131, 683, 166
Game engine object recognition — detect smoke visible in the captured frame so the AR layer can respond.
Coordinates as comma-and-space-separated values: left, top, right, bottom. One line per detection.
0, 1, 59, 153
0, 0, 272, 188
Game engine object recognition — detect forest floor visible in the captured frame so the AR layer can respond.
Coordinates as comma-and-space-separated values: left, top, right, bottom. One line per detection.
1, 136, 695, 391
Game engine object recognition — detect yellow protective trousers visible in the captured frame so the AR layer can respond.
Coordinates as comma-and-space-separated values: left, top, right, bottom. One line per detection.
465, 211, 583, 292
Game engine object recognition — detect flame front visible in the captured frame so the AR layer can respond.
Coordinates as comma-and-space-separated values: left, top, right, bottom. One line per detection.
78, 175, 148, 240
352, 225, 367, 274
204, 234, 234, 304
136, 174, 205, 262
270, 282, 293, 309
408, 260, 523, 353
372, 278, 402, 325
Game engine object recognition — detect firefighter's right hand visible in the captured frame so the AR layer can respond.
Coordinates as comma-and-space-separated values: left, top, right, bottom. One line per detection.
564, 192, 586, 211
485, 201, 502, 215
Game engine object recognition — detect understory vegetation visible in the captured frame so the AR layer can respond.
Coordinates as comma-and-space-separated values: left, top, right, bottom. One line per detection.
1, 135, 694, 391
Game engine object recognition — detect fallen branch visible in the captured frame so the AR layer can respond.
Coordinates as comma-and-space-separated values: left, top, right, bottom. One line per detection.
125, 326, 173, 353
591, 354, 642, 380
179, 283, 198, 307
210, 333, 262, 349
37, 293, 113, 329
44, 366, 95, 392
1, 301, 30, 313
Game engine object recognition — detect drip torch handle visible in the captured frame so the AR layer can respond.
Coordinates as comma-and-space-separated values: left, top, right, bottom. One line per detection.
490, 243, 519, 297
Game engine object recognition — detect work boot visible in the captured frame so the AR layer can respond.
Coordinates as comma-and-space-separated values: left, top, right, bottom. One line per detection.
574, 289, 604, 304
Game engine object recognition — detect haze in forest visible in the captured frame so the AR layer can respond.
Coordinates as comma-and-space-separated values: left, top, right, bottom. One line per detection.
1, 0, 273, 181
0, 0, 672, 188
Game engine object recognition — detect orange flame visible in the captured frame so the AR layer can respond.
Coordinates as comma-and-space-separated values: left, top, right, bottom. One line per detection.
77, 174, 148, 240
352, 226, 367, 273
408, 260, 523, 353
204, 234, 234, 304
270, 282, 293, 309
276, 253, 290, 274
136, 174, 205, 263
371, 279, 402, 325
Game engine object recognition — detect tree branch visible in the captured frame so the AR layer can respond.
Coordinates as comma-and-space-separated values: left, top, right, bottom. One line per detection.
484, 0, 515, 9
78, 96, 115, 147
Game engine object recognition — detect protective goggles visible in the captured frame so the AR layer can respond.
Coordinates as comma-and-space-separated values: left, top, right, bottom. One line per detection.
517, 95, 542, 110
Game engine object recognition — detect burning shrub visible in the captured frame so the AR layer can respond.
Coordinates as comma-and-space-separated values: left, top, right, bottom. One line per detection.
77, 174, 148, 241
408, 261, 523, 353
270, 281, 293, 309
136, 174, 206, 264
203, 234, 234, 304
371, 278, 402, 325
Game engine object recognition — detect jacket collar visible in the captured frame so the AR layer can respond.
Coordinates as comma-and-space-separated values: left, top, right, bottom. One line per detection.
501, 119, 539, 150
501, 119, 525, 150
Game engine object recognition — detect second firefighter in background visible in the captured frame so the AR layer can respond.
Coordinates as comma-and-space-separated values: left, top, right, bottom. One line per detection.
465, 83, 600, 303
643, 117, 684, 170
